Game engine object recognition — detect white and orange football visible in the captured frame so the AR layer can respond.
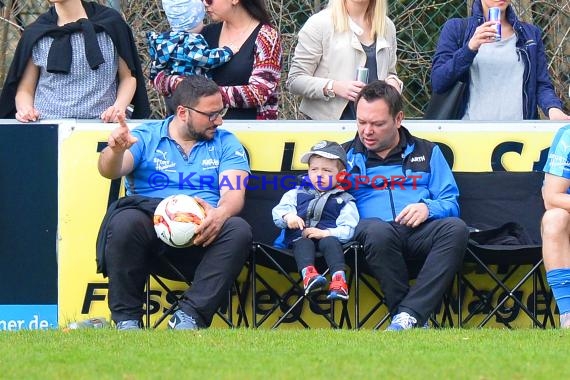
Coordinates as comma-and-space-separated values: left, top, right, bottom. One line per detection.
153, 194, 205, 248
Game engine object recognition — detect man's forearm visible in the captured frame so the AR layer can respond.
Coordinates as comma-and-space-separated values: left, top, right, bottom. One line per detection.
98, 147, 126, 179
216, 190, 245, 220
544, 192, 570, 212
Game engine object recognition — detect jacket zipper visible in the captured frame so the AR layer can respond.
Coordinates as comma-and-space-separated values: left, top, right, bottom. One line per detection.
514, 23, 531, 119
387, 186, 396, 220
305, 191, 321, 227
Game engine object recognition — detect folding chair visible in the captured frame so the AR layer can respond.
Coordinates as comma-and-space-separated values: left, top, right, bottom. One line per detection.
251, 241, 358, 329
241, 171, 358, 329
352, 255, 390, 329
455, 171, 555, 328
144, 253, 249, 329
354, 254, 459, 329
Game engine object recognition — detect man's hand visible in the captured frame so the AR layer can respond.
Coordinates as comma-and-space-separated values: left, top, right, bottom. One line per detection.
395, 203, 429, 228
107, 112, 137, 152
301, 227, 330, 239
193, 197, 229, 247
283, 213, 305, 230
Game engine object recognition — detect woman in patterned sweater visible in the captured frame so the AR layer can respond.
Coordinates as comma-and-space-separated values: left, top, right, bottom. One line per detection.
154, 0, 282, 120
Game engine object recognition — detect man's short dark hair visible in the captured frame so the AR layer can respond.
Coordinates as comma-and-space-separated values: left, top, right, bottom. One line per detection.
172, 76, 220, 108
355, 80, 403, 119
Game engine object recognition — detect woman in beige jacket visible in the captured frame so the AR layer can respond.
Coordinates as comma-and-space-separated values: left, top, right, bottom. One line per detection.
286, 0, 402, 120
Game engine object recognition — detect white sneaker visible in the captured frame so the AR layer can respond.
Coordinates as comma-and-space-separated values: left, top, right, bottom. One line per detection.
560, 313, 570, 329
116, 320, 141, 330
168, 309, 198, 330
386, 312, 417, 331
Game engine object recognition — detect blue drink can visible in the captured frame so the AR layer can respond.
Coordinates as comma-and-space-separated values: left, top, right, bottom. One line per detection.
488, 7, 501, 41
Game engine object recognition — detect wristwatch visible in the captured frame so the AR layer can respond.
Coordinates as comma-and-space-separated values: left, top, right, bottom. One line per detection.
325, 80, 335, 99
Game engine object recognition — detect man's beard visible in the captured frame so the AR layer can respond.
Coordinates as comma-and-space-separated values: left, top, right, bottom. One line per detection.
186, 122, 213, 141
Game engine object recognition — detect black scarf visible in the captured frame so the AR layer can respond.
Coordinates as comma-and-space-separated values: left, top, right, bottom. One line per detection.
46, 18, 105, 74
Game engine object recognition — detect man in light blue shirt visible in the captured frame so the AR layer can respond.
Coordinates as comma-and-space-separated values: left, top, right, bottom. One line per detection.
98, 76, 251, 330
124, 101, 249, 204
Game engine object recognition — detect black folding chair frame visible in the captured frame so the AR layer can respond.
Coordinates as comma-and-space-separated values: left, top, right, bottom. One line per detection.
250, 242, 359, 329
144, 255, 249, 329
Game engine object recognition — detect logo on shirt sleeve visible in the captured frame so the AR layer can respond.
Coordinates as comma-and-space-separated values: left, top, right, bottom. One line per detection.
235, 149, 247, 161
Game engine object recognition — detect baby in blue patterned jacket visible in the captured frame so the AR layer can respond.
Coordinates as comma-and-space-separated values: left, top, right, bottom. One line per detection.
147, 0, 238, 81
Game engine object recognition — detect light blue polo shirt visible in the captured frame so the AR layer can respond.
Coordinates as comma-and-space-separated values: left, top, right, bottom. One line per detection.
544, 125, 570, 190
126, 116, 250, 206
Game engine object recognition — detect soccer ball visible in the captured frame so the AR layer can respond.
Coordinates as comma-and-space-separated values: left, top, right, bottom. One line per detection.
153, 194, 205, 248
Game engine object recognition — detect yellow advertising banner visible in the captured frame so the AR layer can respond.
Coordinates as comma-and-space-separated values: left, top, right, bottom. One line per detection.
229, 121, 562, 172
57, 120, 568, 328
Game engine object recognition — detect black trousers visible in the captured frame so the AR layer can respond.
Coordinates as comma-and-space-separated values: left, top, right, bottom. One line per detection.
355, 217, 468, 325
292, 236, 345, 274
104, 208, 251, 327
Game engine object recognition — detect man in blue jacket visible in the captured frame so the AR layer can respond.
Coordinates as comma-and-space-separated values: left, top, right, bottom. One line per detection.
343, 80, 468, 330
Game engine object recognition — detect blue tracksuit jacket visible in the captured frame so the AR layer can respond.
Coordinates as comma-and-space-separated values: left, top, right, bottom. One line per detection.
343, 127, 459, 221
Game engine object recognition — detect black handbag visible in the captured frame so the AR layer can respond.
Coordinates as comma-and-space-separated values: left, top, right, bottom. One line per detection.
424, 81, 466, 120
425, 18, 469, 120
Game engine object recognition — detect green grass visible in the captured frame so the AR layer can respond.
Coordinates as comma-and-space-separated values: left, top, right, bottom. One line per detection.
0, 328, 568, 379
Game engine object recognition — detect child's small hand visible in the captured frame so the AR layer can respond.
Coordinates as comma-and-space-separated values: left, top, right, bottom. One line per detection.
283, 213, 304, 230
302, 227, 331, 240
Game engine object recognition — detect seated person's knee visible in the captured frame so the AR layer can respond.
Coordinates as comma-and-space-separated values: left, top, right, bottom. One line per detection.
224, 216, 252, 242
108, 208, 151, 235
542, 208, 570, 238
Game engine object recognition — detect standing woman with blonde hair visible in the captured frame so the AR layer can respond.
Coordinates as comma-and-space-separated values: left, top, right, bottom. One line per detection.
286, 0, 402, 120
